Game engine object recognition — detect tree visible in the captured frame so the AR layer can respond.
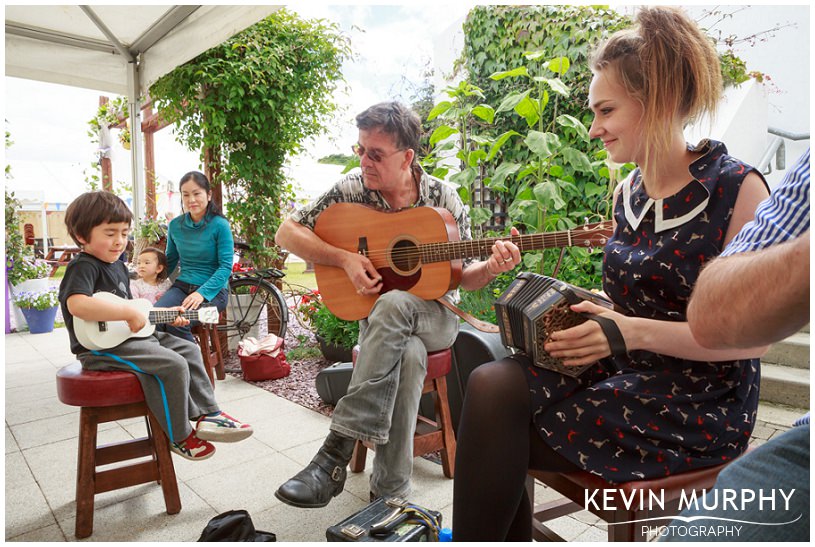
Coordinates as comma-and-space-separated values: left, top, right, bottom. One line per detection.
150, 9, 351, 267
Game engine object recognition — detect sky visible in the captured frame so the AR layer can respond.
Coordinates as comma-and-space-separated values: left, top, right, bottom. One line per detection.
3, 4, 472, 210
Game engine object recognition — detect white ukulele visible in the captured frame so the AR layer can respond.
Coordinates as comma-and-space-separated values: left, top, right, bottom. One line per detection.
73, 292, 220, 350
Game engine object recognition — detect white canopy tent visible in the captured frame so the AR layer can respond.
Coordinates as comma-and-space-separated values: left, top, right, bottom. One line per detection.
6, 5, 281, 234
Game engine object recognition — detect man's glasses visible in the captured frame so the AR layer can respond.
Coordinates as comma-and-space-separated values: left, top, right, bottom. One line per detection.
352, 143, 404, 163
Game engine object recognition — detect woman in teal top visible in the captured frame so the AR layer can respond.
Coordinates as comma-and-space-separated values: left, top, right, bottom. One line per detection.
155, 171, 233, 342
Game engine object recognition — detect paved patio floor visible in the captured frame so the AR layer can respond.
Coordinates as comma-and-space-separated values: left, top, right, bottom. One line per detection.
5, 328, 803, 542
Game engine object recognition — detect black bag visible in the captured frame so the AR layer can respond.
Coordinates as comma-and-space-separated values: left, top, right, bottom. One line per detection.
198, 509, 276, 542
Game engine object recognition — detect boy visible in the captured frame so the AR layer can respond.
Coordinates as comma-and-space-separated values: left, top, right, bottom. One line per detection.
59, 191, 252, 460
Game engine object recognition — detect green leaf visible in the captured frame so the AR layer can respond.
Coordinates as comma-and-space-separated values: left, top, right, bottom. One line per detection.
524, 50, 547, 61
457, 186, 470, 203
544, 78, 570, 97
450, 167, 477, 188
560, 146, 593, 173
467, 149, 487, 167
429, 124, 459, 146
470, 207, 493, 226
584, 182, 606, 197
533, 179, 566, 210
547, 57, 570, 75
495, 90, 530, 113
556, 114, 590, 142
489, 66, 529, 80
486, 130, 520, 161
431, 167, 450, 179
514, 96, 540, 127
524, 131, 560, 157
427, 101, 453, 121
490, 162, 521, 190
471, 104, 495, 124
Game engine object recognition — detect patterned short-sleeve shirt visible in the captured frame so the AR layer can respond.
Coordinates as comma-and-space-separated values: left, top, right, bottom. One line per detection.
290, 167, 473, 301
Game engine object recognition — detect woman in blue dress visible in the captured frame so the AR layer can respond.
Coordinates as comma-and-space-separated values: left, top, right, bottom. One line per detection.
155, 171, 233, 342
452, 7, 772, 541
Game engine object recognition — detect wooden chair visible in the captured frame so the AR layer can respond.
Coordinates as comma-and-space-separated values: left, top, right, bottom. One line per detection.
527, 448, 752, 541
349, 346, 457, 478
56, 362, 181, 538
192, 322, 225, 386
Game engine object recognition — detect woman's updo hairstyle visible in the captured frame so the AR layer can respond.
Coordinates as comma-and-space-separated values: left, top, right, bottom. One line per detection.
590, 6, 722, 171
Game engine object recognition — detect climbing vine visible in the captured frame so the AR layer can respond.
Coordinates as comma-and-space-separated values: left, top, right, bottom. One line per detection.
150, 9, 351, 268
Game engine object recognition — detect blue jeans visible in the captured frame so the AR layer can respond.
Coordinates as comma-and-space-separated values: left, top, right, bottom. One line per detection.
154, 280, 228, 343
662, 424, 810, 541
330, 291, 459, 499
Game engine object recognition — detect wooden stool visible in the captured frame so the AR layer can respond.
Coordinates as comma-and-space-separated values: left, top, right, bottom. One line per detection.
56, 362, 181, 538
349, 347, 457, 478
192, 323, 225, 386
527, 448, 752, 541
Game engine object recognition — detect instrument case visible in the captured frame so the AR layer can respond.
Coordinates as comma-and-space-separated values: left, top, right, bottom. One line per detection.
326, 498, 441, 542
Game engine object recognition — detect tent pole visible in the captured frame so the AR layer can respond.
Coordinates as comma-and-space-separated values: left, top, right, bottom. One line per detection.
127, 59, 145, 227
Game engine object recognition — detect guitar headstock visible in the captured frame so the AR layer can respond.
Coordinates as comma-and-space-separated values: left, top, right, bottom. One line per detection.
198, 307, 220, 324
571, 221, 613, 248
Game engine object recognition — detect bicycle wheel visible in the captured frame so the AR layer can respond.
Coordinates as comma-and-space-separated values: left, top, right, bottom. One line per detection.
221, 278, 288, 347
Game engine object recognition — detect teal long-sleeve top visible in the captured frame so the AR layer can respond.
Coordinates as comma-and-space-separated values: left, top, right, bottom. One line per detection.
165, 212, 234, 301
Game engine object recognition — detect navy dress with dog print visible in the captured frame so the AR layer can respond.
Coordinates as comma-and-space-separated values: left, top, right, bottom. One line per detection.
519, 139, 765, 483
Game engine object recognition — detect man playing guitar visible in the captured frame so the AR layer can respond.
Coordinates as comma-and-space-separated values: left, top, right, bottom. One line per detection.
274, 101, 521, 508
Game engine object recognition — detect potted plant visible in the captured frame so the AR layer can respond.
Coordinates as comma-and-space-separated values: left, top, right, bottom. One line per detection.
131, 215, 166, 265
300, 291, 359, 362
12, 288, 59, 334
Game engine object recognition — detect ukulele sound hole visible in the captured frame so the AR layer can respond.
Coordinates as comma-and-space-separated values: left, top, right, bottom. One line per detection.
389, 239, 421, 275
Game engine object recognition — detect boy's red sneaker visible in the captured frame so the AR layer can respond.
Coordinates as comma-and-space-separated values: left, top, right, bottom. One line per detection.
171, 431, 216, 461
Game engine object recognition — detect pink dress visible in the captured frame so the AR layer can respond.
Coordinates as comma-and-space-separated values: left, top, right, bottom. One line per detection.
130, 278, 173, 305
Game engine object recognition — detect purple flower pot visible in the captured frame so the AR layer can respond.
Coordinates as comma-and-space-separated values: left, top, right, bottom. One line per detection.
20, 306, 58, 334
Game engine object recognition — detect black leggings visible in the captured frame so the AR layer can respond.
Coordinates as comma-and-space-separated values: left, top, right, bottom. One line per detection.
452, 358, 579, 541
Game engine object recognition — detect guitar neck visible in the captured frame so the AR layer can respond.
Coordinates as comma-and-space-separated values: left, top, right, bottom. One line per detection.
148, 309, 200, 325
420, 228, 598, 263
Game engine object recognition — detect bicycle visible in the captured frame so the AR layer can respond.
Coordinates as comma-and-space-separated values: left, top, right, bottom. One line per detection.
219, 265, 289, 347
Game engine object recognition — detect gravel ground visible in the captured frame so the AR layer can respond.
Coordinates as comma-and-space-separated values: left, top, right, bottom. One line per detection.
223, 318, 336, 417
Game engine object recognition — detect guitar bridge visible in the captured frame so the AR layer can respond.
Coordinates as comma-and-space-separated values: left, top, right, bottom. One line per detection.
97, 321, 107, 332
358, 236, 368, 257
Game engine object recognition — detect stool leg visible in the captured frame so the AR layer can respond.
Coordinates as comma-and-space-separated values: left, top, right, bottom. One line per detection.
196, 329, 216, 387
146, 411, 181, 514
75, 408, 99, 539
209, 325, 226, 380
434, 377, 456, 478
350, 440, 367, 473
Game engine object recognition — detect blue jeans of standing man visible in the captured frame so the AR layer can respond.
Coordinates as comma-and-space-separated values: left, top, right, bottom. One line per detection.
330, 290, 459, 500
662, 424, 809, 542
155, 280, 228, 343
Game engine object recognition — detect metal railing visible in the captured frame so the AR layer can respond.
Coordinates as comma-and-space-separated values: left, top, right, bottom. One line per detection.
758, 127, 810, 175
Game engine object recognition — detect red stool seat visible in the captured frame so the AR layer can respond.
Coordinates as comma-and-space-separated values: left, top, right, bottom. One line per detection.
349, 346, 456, 478
56, 362, 181, 538
57, 363, 145, 407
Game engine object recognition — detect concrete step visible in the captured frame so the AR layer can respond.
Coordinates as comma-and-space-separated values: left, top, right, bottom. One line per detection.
759, 362, 810, 408
762, 331, 810, 370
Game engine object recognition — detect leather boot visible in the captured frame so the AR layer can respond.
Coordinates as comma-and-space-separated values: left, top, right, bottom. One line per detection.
275, 431, 356, 508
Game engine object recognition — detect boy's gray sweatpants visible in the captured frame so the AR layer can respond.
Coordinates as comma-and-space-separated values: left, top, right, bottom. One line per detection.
79, 332, 219, 443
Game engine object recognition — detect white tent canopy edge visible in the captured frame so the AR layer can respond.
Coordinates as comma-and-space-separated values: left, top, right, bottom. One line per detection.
6, 5, 281, 227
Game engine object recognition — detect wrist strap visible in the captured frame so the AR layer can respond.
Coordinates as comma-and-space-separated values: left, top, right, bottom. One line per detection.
587, 314, 627, 356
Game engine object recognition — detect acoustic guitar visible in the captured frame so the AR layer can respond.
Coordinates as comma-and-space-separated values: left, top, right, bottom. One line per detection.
313, 203, 612, 320
73, 292, 219, 350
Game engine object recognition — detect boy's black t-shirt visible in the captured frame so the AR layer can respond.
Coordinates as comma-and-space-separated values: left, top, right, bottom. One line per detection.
58, 252, 132, 354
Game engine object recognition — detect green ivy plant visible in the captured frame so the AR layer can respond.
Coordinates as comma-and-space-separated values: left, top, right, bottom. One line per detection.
150, 9, 351, 269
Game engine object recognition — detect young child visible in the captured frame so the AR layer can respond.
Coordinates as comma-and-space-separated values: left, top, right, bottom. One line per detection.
130, 247, 173, 304
58, 191, 253, 461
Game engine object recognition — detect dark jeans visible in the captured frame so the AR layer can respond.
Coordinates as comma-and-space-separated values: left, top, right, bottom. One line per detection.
155, 280, 228, 343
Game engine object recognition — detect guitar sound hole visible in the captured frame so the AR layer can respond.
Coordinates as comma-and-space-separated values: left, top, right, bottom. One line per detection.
390, 239, 420, 275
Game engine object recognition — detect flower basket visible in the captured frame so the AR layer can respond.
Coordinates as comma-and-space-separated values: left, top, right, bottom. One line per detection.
20, 306, 58, 334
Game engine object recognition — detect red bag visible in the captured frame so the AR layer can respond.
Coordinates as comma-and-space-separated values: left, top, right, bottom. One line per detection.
237, 336, 290, 381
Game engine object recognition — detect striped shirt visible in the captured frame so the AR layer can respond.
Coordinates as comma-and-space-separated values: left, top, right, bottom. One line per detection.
722, 148, 810, 256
